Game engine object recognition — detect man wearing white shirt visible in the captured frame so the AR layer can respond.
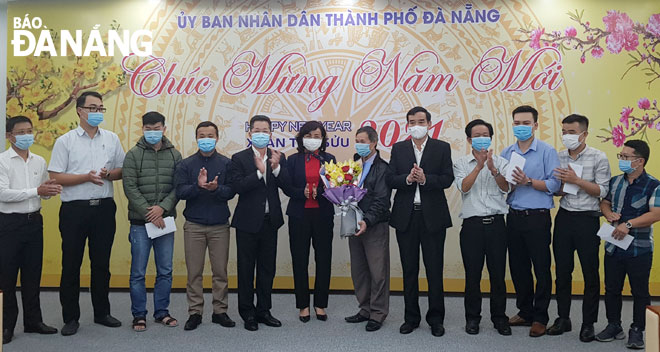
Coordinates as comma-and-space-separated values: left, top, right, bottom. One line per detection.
0, 116, 61, 344
453, 119, 511, 337
48, 91, 125, 336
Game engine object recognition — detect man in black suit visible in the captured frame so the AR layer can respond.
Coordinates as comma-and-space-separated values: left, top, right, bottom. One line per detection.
229, 115, 288, 331
388, 106, 454, 337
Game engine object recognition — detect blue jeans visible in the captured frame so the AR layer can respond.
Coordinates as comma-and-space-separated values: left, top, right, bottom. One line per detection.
129, 225, 174, 319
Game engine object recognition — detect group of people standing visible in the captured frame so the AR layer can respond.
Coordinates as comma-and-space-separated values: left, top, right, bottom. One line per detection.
1, 91, 659, 351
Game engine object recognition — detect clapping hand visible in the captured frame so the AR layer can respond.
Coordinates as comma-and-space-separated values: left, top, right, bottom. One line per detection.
87, 170, 104, 186
197, 167, 219, 191
270, 149, 282, 170
512, 167, 529, 185
37, 179, 62, 197
254, 153, 266, 174
554, 165, 579, 184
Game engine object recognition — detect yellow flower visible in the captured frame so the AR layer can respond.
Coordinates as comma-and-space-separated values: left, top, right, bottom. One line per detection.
36, 132, 55, 148
6, 98, 21, 116
36, 57, 53, 73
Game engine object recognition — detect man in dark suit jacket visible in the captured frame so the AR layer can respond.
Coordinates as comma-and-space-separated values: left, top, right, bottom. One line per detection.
387, 106, 454, 337
229, 115, 289, 331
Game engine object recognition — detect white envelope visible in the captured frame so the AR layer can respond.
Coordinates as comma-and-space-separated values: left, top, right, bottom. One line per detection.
145, 216, 177, 239
597, 223, 634, 250
562, 162, 584, 195
504, 152, 526, 184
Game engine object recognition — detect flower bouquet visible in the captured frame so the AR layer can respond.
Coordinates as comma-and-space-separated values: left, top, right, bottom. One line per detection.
320, 160, 367, 238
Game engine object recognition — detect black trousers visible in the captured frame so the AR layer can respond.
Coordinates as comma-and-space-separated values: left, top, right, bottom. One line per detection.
396, 210, 446, 325
506, 210, 552, 325
459, 215, 507, 324
59, 199, 117, 323
552, 208, 600, 324
0, 212, 44, 331
236, 216, 278, 321
604, 252, 652, 330
288, 209, 333, 309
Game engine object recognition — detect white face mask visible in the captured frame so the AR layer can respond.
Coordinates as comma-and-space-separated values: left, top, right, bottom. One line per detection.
562, 133, 583, 150
303, 138, 322, 152
409, 125, 428, 140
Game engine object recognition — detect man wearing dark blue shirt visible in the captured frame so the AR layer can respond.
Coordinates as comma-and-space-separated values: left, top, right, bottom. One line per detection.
501, 105, 560, 338
597, 140, 660, 350
174, 121, 236, 331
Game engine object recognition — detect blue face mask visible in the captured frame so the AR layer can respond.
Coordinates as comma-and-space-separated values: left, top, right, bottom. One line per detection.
251, 132, 271, 149
513, 125, 533, 141
13, 134, 34, 150
618, 159, 637, 174
356, 143, 372, 157
86, 112, 104, 127
197, 138, 216, 153
144, 130, 163, 145
471, 137, 491, 151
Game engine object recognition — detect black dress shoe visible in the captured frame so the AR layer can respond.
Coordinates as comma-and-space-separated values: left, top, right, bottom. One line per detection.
244, 317, 258, 331
256, 312, 282, 327
345, 313, 369, 323
212, 313, 236, 328
365, 320, 382, 332
547, 318, 572, 336
579, 324, 595, 342
184, 314, 202, 331
494, 321, 512, 336
299, 315, 311, 323
61, 321, 79, 336
431, 323, 445, 337
465, 321, 479, 335
3, 329, 13, 344
316, 312, 328, 321
399, 322, 419, 334
25, 322, 58, 334
94, 315, 122, 328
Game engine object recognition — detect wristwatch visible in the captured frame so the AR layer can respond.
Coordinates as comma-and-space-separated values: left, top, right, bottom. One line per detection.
526, 178, 533, 186
625, 221, 633, 229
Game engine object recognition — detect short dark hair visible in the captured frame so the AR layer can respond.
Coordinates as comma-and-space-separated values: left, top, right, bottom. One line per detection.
195, 121, 218, 137
296, 121, 327, 153
356, 126, 378, 143
249, 115, 272, 131
76, 91, 103, 108
142, 111, 165, 126
624, 139, 650, 166
6, 115, 33, 133
562, 114, 589, 131
464, 119, 494, 138
406, 106, 431, 122
512, 105, 538, 122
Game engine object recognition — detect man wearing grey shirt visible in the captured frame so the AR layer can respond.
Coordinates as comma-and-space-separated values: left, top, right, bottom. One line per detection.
548, 114, 610, 342
452, 119, 511, 336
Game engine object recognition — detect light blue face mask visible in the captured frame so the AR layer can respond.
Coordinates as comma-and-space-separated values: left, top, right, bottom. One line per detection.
618, 159, 637, 174
14, 134, 34, 150
251, 132, 271, 149
86, 112, 104, 127
513, 125, 533, 141
144, 130, 163, 145
197, 138, 216, 153
471, 137, 491, 151
355, 143, 372, 157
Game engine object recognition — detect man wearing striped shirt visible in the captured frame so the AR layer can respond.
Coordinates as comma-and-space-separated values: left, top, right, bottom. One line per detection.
597, 140, 660, 350
547, 114, 610, 342
453, 119, 511, 336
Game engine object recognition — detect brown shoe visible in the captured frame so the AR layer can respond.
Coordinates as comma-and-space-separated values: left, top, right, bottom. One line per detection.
529, 322, 547, 337
509, 315, 532, 326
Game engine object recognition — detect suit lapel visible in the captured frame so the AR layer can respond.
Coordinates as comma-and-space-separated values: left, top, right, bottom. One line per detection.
404, 140, 416, 167
419, 138, 433, 169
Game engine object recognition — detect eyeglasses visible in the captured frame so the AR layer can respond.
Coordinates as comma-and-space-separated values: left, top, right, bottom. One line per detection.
12, 129, 33, 135
617, 153, 639, 161
80, 106, 107, 113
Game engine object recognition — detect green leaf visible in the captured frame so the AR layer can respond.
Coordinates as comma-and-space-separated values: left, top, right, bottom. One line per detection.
629, 53, 638, 61
600, 128, 612, 134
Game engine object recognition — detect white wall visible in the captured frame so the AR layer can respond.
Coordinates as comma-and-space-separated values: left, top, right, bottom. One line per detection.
0, 0, 7, 150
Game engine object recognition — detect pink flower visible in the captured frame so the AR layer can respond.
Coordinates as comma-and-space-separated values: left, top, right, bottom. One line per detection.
647, 14, 660, 37
620, 106, 633, 128
591, 46, 604, 58
603, 10, 639, 53
638, 97, 651, 109
565, 26, 577, 37
612, 125, 626, 147
529, 28, 545, 50
580, 55, 585, 64
656, 122, 660, 131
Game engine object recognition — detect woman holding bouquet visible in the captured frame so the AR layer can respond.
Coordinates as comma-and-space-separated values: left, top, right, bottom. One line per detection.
344, 126, 392, 332
284, 121, 336, 322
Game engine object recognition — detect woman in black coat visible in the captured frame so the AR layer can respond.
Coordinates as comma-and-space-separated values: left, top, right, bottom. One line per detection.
284, 121, 336, 322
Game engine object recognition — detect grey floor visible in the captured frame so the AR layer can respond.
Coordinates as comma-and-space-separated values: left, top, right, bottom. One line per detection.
4, 290, 645, 352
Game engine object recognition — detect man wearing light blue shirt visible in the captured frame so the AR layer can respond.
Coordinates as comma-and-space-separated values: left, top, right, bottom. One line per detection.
500, 105, 560, 337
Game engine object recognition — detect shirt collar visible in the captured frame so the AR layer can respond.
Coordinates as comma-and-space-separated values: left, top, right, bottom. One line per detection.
7, 146, 32, 160
514, 137, 537, 154
76, 126, 102, 138
252, 146, 268, 160
363, 152, 377, 165
411, 137, 428, 151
